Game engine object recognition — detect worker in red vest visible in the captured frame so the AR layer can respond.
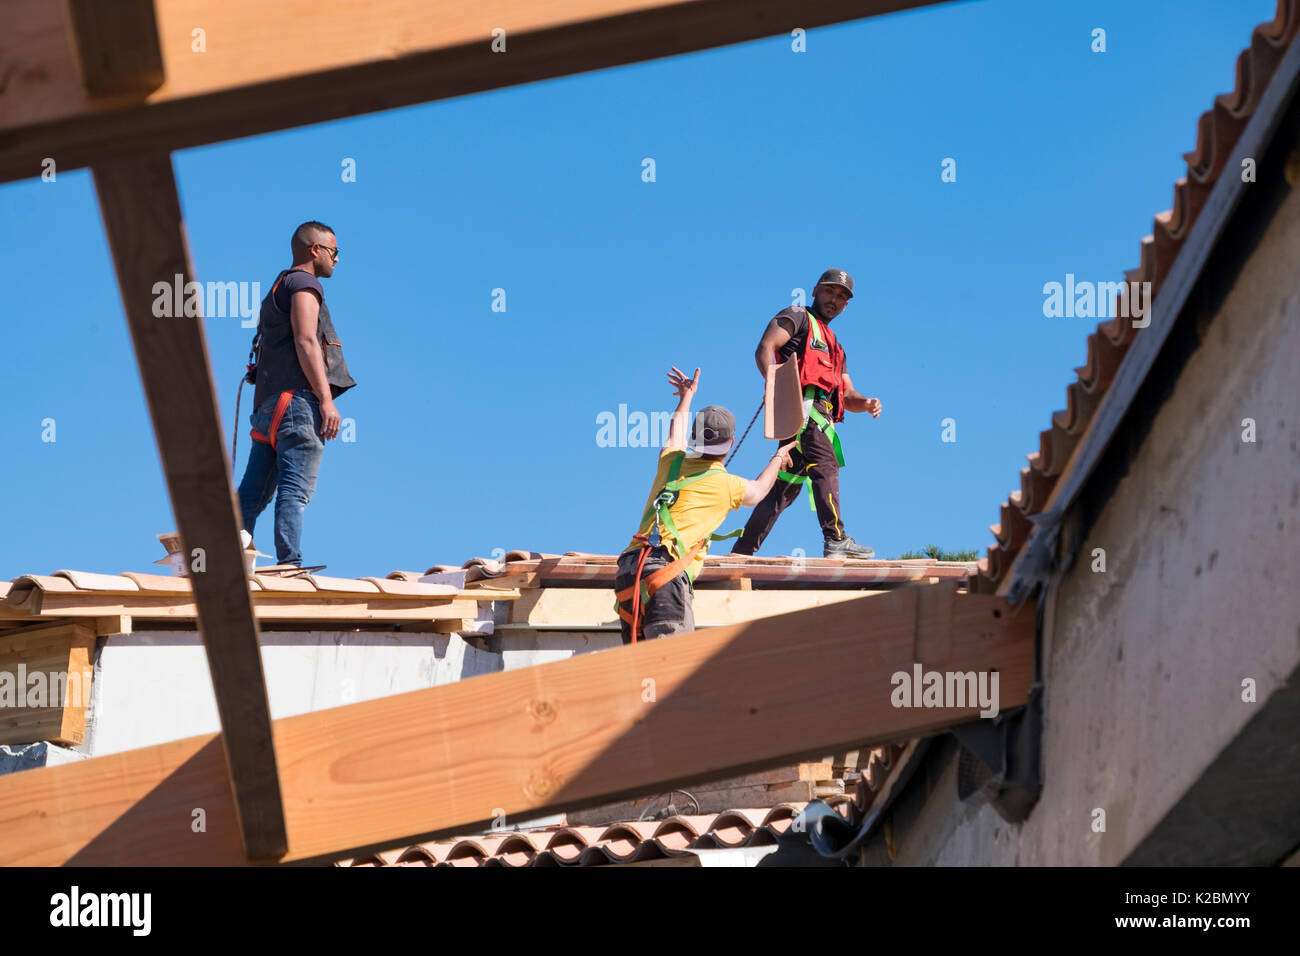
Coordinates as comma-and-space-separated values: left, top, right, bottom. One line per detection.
731, 269, 882, 559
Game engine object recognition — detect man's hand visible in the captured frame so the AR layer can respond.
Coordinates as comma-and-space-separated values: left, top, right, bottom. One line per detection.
663, 366, 700, 451
863, 397, 882, 418
775, 439, 798, 470
668, 366, 700, 399
319, 398, 341, 440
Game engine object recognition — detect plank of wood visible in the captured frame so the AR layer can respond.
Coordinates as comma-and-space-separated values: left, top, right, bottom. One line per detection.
0, 622, 94, 746
0, 586, 1033, 865
716, 577, 753, 590
0, 620, 93, 646
92, 151, 284, 860
94, 614, 132, 636
65, 0, 164, 97
0, 0, 948, 183
510, 586, 885, 628
16, 595, 482, 622
467, 571, 540, 591
496, 560, 966, 588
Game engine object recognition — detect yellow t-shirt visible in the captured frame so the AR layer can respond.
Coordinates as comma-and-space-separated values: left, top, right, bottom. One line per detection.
624, 447, 748, 582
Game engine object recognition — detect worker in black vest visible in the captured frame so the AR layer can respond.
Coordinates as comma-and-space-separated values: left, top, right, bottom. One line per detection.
237, 221, 356, 566
731, 269, 881, 559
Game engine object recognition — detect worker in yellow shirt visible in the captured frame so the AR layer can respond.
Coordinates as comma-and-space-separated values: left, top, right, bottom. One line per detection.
615, 366, 796, 644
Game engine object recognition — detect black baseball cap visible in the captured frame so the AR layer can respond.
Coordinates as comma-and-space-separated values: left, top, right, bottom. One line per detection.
816, 268, 854, 297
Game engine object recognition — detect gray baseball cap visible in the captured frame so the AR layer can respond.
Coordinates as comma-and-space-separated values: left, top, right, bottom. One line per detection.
688, 405, 735, 455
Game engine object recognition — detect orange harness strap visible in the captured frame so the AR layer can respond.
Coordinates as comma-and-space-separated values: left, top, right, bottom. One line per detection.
250, 389, 295, 451
615, 533, 707, 643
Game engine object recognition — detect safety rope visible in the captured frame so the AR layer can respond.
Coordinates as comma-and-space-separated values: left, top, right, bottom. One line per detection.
726, 398, 765, 467
232, 377, 246, 472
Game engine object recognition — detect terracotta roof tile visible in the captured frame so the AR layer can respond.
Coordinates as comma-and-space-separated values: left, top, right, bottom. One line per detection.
120, 572, 193, 593
52, 570, 139, 591
335, 803, 835, 867
980, 0, 1300, 594
384, 570, 426, 582
11, 574, 79, 594
302, 574, 381, 593
2, 567, 504, 625
359, 576, 458, 596
249, 572, 315, 592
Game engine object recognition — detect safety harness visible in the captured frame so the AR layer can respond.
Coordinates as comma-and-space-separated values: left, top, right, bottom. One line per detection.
250, 389, 296, 450
615, 451, 742, 642
779, 314, 847, 510
235, 270, 300, 465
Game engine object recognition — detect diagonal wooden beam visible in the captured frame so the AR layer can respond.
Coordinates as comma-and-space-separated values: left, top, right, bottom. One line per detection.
0, 0, 952, 183
91, 151, 286, 860
0, 585, 1033, 865
64, 0, 165, 97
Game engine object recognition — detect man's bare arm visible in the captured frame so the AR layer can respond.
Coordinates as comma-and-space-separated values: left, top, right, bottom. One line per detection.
841, 371, 881, 417
753, 315, 795, 377
290, 290, 342, 439
740, 440, 798, 507
664, 366, 700, 450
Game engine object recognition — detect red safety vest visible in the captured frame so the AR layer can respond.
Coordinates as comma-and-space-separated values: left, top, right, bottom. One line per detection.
799, 311, 847, 422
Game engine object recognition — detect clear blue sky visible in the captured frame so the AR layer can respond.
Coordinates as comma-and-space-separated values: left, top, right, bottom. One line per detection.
0, 0, 1274, 580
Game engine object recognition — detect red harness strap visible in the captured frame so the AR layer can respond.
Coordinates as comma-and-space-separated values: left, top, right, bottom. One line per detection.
615, 533, 707, 643
250, 389, 295, 450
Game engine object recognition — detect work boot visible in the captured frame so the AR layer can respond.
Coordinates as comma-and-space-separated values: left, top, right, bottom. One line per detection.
824, 534, 875, 559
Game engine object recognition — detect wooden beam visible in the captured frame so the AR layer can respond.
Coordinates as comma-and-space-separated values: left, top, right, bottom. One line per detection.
0, 0, 949, 183
91, 151, 285, 860
508, 585, 884, 628
0, 585, 1033, 865
64, 0, 165, 97
466, 571, 540, 591
20, 594, 482, 622
0, 621, 94, 746
94, 614, 132, 636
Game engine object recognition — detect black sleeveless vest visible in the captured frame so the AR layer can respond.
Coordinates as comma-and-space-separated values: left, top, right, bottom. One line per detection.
252, 269, 356, 409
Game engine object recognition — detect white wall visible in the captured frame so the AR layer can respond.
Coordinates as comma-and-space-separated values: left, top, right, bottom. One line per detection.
88, 630, 501, 757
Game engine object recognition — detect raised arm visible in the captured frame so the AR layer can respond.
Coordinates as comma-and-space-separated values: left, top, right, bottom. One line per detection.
663, 366, 700, 450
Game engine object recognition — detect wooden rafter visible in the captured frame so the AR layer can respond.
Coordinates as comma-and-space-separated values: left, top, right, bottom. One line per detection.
0, 585, 1034, 866
0, 0, 949, 183
91, 151, 286, 860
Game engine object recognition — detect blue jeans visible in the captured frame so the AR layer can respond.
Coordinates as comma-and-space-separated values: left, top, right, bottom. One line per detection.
237, 390, 325, 566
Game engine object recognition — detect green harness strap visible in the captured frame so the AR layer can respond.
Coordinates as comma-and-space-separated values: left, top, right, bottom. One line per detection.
777, 361, 848, 512
620, 452, 744, 611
